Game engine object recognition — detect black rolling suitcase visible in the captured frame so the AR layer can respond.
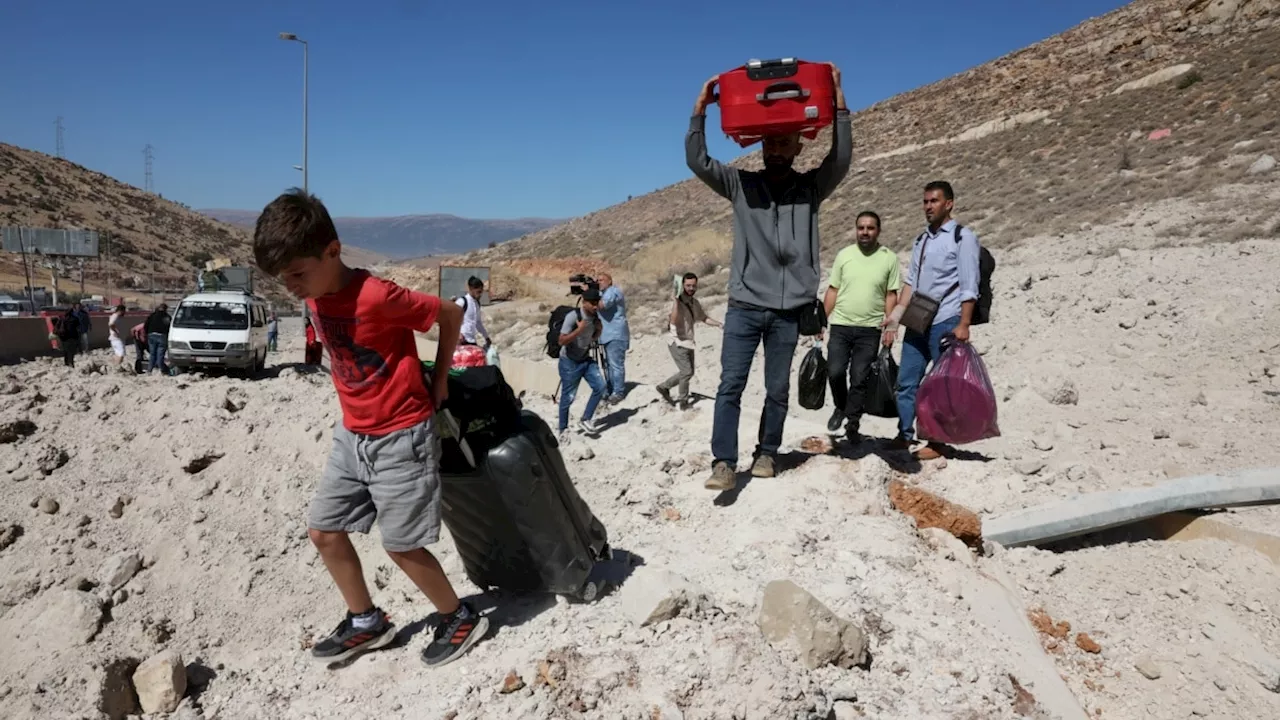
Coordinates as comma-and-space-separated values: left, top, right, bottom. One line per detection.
428, 364, 611, 602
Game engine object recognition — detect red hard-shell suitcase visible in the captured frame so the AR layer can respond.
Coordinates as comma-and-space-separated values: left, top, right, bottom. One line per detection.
716, 58, 836, 147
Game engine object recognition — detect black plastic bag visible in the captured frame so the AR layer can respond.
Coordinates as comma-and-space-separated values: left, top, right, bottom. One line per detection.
798, 343, 827, 411
863, 346, 899, 419
798, 300, 827, 337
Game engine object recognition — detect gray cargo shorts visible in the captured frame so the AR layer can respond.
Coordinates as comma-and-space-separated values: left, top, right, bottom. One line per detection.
308, 416, 442, 552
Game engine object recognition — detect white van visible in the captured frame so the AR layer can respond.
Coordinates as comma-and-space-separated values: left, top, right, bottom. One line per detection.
0, 295, 23, 317
166, 290, 270, 375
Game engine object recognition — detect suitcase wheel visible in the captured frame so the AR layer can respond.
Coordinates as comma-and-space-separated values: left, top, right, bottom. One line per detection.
576, 579, 601, 603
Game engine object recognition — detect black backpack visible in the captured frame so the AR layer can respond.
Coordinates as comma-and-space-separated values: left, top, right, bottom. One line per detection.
913, 223, 996, 325
421, 362, 523, 472
545, 306, 581, 359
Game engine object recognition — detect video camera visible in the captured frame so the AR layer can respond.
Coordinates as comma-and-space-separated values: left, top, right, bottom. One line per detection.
569, 273, 600, 296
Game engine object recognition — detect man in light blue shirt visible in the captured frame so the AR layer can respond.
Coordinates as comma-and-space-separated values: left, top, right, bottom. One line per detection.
597, 273, 630, 403
885, 180, 982, 460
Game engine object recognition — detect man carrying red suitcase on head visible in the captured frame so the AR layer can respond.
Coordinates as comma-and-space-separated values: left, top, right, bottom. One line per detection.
686, 61, 851, 492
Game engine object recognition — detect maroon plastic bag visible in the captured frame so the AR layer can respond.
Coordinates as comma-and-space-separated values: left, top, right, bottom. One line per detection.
916, 336, 1000, 445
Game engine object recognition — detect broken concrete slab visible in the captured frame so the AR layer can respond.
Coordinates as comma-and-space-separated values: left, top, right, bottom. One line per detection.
982, 466, 1280, 548
1199, 604, 1280, 693
956, 564, 1089, 719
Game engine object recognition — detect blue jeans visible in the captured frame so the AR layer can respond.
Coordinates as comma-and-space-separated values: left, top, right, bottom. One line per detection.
896, 315, 960, 441
267, 331, 278, 352
601, 338, 628, 397
711, 305, 800, 465
558, 354, 607, 431
147, 333, 167, 373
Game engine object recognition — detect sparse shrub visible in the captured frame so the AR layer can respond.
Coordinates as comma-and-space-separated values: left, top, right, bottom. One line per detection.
1118, 147, 1133, 171
1223, 225, 1256, 243
1177, 71, 1203, 90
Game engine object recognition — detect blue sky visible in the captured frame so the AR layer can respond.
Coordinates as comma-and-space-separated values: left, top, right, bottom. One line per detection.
2, 0, 1129, 220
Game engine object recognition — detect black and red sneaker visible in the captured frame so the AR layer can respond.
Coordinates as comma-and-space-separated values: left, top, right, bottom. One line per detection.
421, 601, 489, 668
311, 608, 396, 663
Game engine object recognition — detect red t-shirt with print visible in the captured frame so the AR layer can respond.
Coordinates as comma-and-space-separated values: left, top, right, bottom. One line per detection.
306, 270, 441, 435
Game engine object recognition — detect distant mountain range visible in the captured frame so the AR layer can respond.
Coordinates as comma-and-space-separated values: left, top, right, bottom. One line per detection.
198, 209, 564, 260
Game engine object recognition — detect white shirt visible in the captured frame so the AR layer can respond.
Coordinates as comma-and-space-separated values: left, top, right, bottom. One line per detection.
455, 294, 489, 344
108, 311, 123, 340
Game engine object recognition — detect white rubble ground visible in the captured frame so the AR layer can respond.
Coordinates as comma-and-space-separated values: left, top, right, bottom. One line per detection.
1, 187, 1278, 719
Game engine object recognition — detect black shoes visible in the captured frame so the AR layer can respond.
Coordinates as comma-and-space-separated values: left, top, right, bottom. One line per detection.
421, 601, 489, 668
311, 607, 397, 664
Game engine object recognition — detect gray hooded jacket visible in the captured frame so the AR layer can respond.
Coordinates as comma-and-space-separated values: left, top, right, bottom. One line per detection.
685, 110, 852, 311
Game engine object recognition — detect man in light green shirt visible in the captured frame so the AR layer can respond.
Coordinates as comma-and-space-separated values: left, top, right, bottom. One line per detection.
822, 210, 901, 440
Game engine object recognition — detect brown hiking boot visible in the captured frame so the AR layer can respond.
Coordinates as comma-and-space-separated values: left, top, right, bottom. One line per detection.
750, 454, 776, 478
705, 461, 736, 491
914, 442, 947, 460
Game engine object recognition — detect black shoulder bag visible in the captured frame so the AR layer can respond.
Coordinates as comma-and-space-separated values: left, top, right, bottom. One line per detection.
899, 229, 960, 335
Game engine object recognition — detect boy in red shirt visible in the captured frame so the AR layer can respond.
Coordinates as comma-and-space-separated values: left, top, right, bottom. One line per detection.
253, 188, 487, 667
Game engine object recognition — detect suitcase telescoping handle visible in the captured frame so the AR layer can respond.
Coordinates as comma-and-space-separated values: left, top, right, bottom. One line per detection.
756, 81, 809, 102
745, 57, 799, 81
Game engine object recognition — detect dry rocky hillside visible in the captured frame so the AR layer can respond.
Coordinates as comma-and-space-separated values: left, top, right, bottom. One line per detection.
1, 187, 1279, 720
466, 0, 1280, 292
0, 143, 291, 303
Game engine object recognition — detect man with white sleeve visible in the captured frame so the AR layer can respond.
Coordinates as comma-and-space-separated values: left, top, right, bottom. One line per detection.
455, 276, 490, 348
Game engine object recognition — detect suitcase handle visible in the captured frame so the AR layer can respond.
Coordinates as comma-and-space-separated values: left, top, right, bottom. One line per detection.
757, 81, 810, 102
745, 58, 799, 81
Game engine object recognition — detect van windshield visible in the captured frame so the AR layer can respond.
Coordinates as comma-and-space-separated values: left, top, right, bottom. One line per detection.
173, 300, 250, 330
0, 302, 20, 314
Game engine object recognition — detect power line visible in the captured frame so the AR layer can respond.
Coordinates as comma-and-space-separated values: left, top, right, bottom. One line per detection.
143, 144, 154, 193
54, 116, 65, 158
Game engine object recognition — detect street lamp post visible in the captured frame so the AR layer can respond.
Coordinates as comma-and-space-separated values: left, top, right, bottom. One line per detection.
278, 32, 308, 194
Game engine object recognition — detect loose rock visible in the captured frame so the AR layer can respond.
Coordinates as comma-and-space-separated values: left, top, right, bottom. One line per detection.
1075, 633, 1102, 654
1134, 655, 1162, 680
617, 567, 710, 627
132, 650, 187, 714
1014, 459, 1046, 476
0, 524, 22, 551
100, 553, 142, 593
758, 579, 867, 670
1248, 154, 1276, 175
0, 419, 37, 444
1041, 378, 1079, 406
34, 590, 104, 648
36, 444, 70, 475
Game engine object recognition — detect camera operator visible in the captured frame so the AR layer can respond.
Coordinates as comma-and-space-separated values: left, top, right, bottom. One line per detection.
556, 287, 607, 437
596, 273, 629, 404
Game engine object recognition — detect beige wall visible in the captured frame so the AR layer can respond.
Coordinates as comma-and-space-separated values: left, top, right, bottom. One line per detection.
0, 312, 152, 363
